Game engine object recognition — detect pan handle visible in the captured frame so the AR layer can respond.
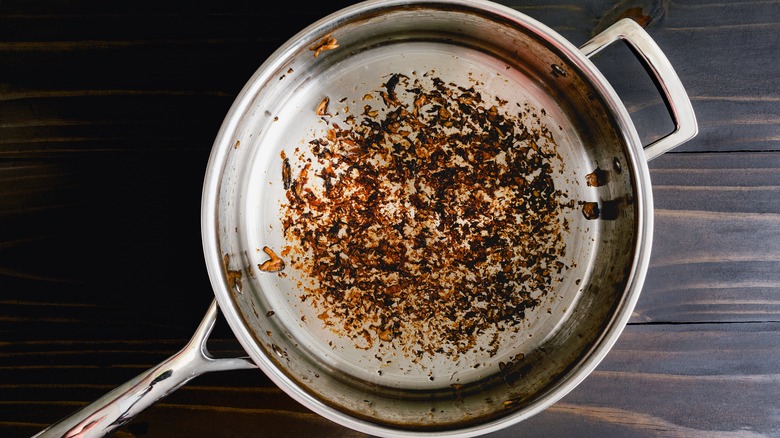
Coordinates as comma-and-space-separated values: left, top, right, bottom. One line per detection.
33, 300, 256, 438
580, 18, 698, 161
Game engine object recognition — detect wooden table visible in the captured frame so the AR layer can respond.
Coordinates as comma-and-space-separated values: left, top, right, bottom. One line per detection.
2, 1, 779, 436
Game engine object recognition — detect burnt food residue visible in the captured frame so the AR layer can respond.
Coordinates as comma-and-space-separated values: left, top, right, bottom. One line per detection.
258, 246, 286, 272
581, 202, 600, 220
309, 33, 339, 58
585, 167, 608, 187
280, 71, 571, 361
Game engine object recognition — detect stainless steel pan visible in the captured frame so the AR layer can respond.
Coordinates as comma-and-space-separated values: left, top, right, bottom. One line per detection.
36, 1, 697, 437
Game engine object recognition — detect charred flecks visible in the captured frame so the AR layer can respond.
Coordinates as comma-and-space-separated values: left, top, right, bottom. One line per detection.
386, 74, 400, 96
223, 253, 243, 293
380, 74, 404, 107
316, 96, 331, 116
585, 166, 608, 187
581, 201, 600, 220
309, 33, 339, 58
282, 157, 292, 190
280, 71, 569, 362
258, 246, 286, 272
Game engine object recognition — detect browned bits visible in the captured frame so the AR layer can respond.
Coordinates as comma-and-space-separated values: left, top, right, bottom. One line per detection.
385, 74, 400, 98
379, 74, 402, 106
582, 202, 600, 220
227, 269, 242, 292
503, 398, 520, 409
281, 71, 569, 361
378, 328, 395, 342
316, 96, 330, 116
379, 91, 397, 107
309, 33, 339, 58
223, 253, 243, 292
363, 104, 378, 117
282, 157, 292, 190
585, 167, 608, 187
258, 246, 286, 272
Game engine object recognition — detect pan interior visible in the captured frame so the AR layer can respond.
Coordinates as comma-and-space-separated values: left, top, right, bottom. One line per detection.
213, 2, 638, 431
246, 45, 594, 383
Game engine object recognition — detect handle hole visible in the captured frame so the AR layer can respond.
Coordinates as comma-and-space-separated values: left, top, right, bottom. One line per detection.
587, 39, 675, 148
207, 310, 243, 354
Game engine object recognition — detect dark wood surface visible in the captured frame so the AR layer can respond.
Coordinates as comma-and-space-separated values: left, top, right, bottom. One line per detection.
2, 0, 779, 436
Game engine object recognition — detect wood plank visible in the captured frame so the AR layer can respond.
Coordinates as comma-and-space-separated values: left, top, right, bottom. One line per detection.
2, 323, 777, 437
0, 152, 213, 337
0, 1, 357, 156
636, 152, 780, 323
1, 0, 776, 155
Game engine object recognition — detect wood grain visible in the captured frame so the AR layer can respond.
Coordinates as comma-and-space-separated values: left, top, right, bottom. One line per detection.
637, 152, 780, 323
2, 0, 779, 437
2, 324, 777, 437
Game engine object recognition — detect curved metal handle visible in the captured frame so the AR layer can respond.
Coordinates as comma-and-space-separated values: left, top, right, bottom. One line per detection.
580, 18, 698, 161
34, 300, 256, 438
